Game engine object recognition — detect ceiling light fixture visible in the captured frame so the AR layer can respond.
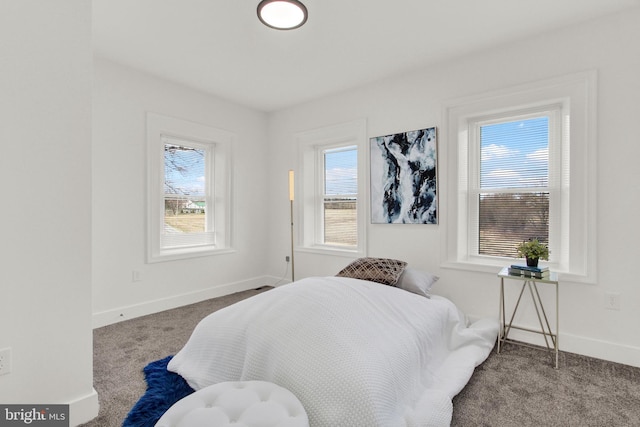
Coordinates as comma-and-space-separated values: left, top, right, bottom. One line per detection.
257, 0, 308, 30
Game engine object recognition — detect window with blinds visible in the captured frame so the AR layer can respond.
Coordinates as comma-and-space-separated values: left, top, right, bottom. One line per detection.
147, 112, 233, 262
475, 115, 551, 258
323, 146, 357, 247
161, 135, 215, 250
445, 72, 596, 281
298, 119, 366, 256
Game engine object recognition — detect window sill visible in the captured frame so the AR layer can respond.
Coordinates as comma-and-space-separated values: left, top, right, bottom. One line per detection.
148, 247, 236, 264
296, 245, 364, 259
441, 259, 596, 284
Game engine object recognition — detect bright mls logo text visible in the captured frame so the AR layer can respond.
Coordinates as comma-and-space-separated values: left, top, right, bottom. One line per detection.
1, 405, 68, 426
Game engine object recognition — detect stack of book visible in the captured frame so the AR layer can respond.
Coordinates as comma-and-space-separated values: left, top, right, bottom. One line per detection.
508, 264, 550, 279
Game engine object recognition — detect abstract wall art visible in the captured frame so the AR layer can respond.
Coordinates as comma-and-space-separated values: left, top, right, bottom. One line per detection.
370, 127, 437, 224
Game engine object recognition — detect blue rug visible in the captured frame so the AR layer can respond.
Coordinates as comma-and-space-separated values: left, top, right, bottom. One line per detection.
122, 356, 195, 427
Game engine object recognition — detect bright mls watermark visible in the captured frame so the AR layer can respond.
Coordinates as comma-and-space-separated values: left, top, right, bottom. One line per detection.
0, 405, 68, 426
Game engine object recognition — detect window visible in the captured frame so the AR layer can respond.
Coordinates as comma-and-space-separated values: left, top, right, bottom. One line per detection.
472, 110, 558, 259
442, 72, 597, 282
162, 136, 213, 249
323, 146, 357, 247
298, 120, 367, 256
147, 113, 233, 262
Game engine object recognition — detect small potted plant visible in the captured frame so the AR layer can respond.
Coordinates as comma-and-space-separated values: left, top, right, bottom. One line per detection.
516, 238, 550, 267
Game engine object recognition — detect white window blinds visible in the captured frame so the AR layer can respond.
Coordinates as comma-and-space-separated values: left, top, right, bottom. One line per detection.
323, 146, 357, 247
161, 135, 214, 249
476, 116, 550, 258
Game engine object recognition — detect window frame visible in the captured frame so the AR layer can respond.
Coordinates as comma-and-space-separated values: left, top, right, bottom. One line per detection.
147, 112, 234, 263
319, 144, 358, 248
297, 119, 367, 257
467, 106, 562, 262
161, 135, 215, 250
441, 71, 597, 283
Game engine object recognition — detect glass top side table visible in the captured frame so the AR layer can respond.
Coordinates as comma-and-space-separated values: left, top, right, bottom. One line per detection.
497, 266, 560, 368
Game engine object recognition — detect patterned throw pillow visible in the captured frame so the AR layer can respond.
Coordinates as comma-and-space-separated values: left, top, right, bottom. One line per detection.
336, 257, 407, 286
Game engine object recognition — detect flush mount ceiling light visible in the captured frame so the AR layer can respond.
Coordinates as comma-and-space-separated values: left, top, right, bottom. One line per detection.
257, 0, 308, 30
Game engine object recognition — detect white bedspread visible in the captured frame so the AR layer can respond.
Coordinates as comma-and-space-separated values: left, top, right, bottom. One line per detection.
168, 276, 498, 426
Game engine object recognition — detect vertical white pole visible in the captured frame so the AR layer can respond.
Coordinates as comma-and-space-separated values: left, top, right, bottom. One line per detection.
289, 170, 295, 282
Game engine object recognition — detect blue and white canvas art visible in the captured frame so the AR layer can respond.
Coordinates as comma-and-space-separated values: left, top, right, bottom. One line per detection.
370, 127, 437, 224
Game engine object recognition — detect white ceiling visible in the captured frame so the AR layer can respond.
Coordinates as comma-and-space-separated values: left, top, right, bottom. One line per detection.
92, 0, 640, 112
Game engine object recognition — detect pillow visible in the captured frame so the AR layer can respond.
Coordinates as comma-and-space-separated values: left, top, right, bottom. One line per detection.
396, 267, 439, 298
336, 257, 407, 286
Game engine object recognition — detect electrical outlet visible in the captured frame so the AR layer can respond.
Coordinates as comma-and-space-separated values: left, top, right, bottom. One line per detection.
0, 348, 11, 376
132, 270, 142, 282
605, 292, 621, 310
285, 256, 290, 262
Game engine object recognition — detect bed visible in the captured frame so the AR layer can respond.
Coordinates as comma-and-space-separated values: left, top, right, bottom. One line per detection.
168, 260, 498, 426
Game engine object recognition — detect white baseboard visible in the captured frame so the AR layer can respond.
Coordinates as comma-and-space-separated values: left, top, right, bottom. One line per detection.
93, 276, 273, 329
484, 318, 640, 369
558, 332, 640, 368
262, 275, 291, 288
69, 388, 99, 426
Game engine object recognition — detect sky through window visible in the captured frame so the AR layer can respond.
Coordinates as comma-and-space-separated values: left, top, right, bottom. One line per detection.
480, 117, 549, 189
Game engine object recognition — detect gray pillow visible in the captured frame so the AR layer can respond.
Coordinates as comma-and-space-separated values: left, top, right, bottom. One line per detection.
396, 267, 439, 298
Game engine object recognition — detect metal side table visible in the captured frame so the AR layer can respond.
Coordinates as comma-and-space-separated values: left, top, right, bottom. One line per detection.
497, 266, 560, 368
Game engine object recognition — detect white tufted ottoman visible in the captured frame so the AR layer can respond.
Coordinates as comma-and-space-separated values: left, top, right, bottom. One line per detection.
155, 381, 309, 427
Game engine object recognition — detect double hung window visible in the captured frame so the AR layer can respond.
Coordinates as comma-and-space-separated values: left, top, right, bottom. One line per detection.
471, 110, 559, 259
147, 113, 233, 262
443, 72, 596, 282
322, 146, 358, 247
298, 120, 367, 256
161, 136, 214, 250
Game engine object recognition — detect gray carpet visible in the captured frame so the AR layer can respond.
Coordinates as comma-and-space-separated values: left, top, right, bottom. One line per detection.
81, 287, 640, 427
452, 344, 640, 426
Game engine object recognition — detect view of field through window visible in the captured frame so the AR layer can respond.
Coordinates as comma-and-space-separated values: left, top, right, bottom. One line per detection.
479, 193, 549, 257
324, 146, 358, 247
163, 139, 207, 234
478, 117, 550, 258
324, 200, 357, 246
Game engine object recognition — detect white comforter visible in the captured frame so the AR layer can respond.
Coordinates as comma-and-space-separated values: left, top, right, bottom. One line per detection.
168, 277, 498, 426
